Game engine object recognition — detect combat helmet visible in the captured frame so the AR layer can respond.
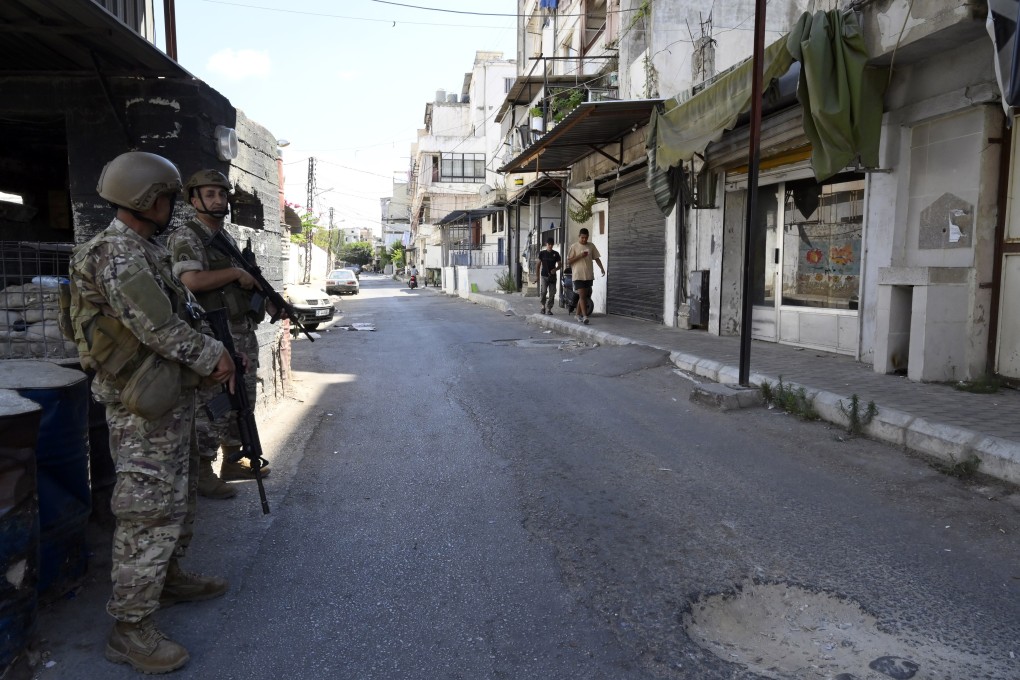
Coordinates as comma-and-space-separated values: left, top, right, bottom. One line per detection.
96, 152, 182, 211
185, 169, 231, 197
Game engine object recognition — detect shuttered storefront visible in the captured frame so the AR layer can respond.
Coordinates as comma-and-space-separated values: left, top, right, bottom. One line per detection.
606, 175, 665, 321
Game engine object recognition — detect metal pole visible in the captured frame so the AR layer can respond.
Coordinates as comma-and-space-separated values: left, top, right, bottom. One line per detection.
163, 0, 178, 61
738, 0, 767, 387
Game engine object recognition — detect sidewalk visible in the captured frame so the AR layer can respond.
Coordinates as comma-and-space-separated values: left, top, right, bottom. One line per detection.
464, 290, 1020, 487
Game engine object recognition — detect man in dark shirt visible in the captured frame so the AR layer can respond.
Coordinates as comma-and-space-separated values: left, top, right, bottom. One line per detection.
537, 236, 561, 314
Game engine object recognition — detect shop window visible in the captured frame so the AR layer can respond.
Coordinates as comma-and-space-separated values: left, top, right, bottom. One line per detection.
781, 175, 864, 310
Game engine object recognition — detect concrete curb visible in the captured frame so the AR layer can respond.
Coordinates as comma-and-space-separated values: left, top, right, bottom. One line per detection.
465, 294, 1020, 486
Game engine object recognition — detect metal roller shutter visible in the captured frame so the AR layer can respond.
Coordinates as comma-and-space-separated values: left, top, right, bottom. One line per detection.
607, 177, 665, 322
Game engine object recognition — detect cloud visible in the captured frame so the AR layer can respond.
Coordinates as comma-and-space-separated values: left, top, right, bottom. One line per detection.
206, 48, 271, 80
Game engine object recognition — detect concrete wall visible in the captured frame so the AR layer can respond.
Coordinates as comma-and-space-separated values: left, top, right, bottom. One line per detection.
0, 74, 290, 408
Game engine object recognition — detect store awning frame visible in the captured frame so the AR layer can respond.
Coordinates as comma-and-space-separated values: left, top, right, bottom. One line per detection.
498, 99, 663, 175
436, 207, 504, 226
0, 0, 194, 78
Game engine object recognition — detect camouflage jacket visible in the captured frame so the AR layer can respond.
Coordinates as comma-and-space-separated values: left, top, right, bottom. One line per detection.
69, 219, 224, 402
167, 219, 265, 331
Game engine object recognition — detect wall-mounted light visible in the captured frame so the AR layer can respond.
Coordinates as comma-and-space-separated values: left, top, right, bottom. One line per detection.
214, 125, 238, 161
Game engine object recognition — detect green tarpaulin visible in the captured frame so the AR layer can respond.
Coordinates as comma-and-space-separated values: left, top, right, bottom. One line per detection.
788, 10, 887, 180
651, 10, 887, 182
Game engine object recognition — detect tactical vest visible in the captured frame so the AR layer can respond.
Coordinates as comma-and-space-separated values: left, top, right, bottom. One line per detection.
67, 227, 200, 388
183, 220, 256, 324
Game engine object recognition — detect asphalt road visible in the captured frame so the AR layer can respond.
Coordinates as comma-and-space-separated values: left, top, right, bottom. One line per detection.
34, 274, 1020, 680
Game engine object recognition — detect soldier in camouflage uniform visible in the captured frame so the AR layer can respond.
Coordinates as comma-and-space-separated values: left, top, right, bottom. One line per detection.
167, 170, 272, 500
68, 152, 237, 674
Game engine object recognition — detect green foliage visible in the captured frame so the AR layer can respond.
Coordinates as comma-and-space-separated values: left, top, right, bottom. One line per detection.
568, 192, 597, 223
838, 394, 878, 436
552, 89, 585, 123
529, 106, 543, 118
289, 209, 320, 244
388, 241, 406, 269
494, 269, 518, 294
759, 377, 819, 421
338, 241, 374, 266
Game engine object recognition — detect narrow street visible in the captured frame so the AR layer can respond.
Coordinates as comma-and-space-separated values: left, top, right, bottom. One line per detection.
36, 275, 1019, 679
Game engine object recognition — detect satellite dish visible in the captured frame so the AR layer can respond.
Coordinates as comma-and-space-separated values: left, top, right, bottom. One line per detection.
479, 184, 493, 196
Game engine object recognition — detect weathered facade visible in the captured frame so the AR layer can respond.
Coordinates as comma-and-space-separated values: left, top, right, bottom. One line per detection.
497, 0, 1017, 384
404, 51, 517, 295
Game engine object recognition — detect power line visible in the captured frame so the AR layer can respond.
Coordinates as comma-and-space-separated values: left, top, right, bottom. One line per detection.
200, 0, 513, 28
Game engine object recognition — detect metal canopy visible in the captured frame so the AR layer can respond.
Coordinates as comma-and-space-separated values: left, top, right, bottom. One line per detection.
506, 174, 567, 205
437, 207, 503, 226
498, 99, 663, 175
0, 0, 193, 77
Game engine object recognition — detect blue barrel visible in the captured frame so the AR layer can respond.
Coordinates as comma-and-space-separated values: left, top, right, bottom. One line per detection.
0, 389, 42, 676
0, 360, 91, 600
55, 359, 115, 525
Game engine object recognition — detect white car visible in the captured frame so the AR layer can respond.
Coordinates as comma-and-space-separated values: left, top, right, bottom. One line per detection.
283, 284, 335, 330
325, 269, 360, 295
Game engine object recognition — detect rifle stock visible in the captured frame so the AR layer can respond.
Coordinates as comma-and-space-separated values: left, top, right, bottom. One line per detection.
206, 229, 316, 341
202, 307, 270, 514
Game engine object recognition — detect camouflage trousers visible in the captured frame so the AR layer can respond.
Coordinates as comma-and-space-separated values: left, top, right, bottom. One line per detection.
194, 328, 259, 460
105, 390, 198, 623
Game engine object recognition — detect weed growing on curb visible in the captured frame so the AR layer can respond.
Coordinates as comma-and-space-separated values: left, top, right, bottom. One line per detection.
759, 377, 819, 421
838, 394, 878, 436
953, 375, 1003, 394
934, 454, 982, 479
494, 270, 518, 294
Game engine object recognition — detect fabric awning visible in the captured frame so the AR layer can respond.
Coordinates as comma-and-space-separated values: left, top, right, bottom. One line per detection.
988, 0, 1020, 117
649, 36, 794, 172
499, 99, 662, 174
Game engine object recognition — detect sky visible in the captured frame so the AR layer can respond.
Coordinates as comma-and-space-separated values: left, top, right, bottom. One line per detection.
156, 0, 519, 237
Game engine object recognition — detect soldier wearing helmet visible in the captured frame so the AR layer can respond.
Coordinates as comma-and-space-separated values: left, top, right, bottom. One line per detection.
67, 151, 237, 674
167, 169, 273, 500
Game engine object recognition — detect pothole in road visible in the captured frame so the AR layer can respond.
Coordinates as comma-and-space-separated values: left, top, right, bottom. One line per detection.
683, 580, 1006, 679
492, 338, 590, 349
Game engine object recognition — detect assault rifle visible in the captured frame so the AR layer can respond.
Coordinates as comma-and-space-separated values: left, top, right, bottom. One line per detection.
203, 307, 270, 514
206, 229, 315, 341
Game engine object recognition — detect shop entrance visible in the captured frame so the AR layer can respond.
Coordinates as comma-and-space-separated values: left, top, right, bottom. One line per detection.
748, 173, 864, 355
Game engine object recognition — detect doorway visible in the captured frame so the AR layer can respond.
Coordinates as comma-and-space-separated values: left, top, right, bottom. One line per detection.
748, 173, 864, 355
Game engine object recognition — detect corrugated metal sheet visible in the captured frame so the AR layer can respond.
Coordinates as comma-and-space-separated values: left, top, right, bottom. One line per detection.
0, 0, 190, 77
606, 176, 665, 322
499, 99, 662, 174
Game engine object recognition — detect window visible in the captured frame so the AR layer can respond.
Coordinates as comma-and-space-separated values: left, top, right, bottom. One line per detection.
781, 176, 864, 310
504, 77, 515, 93
440, 153, 486, 183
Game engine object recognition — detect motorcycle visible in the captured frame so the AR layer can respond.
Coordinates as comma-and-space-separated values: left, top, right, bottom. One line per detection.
408, 274, 418, 289
559, 266, 580, 314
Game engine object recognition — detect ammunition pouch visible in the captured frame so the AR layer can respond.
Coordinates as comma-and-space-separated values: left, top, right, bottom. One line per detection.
87, 315, 143, 381
121, 352, 181, 419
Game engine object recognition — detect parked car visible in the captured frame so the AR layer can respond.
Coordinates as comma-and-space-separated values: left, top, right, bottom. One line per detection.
325, 269, 360, 295
284, 284, 335, 330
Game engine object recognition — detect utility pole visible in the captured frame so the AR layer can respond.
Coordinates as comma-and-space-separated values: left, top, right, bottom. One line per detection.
738, 0, 767, 386
303, 157, 315, 284
327, 206, 335, 274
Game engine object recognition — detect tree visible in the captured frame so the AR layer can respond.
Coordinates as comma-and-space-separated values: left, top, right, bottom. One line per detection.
338, 241, 374, 266
388, 241, 406, 269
